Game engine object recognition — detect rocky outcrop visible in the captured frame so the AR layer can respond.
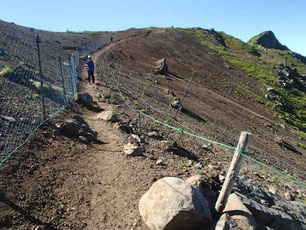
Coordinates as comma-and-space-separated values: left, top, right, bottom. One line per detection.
139, 177, 212, 230
248, 31, 288, 50
233, 178, 306, 230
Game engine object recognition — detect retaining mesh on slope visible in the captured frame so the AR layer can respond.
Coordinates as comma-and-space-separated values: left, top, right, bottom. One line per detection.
0, 24, 112, 165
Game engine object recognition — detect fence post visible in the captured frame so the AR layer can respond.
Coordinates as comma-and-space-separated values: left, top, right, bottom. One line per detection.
58, 56, 67, 104
69, 56, 75, 97
215, 131, 252, 213
173, 74, 194, 120
166, 73, 194, 138
138, 112, 141, 133
35, 35, 46, 120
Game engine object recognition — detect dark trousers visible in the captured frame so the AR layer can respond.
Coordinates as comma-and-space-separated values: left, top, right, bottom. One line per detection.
88, 71, 95, 83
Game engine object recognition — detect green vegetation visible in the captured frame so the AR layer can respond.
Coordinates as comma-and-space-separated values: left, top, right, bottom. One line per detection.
81, 31, 103, 35
0, 67, 13, 77
219, 32, 257, 54
169, 27, 306, 136
164, 119, 173, 126
297, 142, 306, 150
247, 31, 266, 46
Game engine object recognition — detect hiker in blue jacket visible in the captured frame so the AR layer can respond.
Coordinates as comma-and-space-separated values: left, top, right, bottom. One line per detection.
85, 55, 95, 83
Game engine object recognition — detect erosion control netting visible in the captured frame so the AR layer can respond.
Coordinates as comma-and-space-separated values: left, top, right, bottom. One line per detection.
97, 52, 306, 188
0, 23, 113, 164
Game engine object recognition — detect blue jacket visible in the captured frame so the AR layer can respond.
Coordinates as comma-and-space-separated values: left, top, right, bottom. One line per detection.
86, 61, 95, 71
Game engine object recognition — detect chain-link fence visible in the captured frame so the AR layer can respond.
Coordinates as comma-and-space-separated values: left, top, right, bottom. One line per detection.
0, 22, 114, 165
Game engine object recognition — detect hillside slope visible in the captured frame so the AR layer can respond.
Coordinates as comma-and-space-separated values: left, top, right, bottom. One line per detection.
0, 22, 305, 229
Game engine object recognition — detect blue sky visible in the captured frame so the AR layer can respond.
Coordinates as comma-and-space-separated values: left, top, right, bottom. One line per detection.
1, 0, 306, 55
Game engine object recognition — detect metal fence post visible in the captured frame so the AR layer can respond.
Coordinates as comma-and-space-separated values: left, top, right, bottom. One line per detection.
58, 56, 67, 104
173, 74, 194, 120
35, 35, 46, 120
166, 73, 194, 138
69, 56, 75, 97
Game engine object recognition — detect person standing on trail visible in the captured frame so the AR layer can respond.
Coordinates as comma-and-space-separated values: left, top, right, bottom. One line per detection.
85, 55, 95, 84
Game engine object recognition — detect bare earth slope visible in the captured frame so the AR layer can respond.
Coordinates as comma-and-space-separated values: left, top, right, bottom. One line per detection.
0, 28, 305, 229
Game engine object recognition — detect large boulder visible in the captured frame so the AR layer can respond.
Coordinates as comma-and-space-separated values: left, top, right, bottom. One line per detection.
223, 193, 257, 230
139, 177, 212, 230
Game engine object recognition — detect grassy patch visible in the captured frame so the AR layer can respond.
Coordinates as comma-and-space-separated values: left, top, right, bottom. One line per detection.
0, 67, 13, 77
219, 32, 257, 55
297, 142, 306, 150
164, 119, 173, 126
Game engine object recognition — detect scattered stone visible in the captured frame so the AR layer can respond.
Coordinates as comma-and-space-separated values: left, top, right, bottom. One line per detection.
114, 122, 134, 134
267, 87, 278, 94
170, 98, 180, 109
187, 159, 193, 166
97, 111, 119, 122
59, 115, 97, 142
148, 131, 160, 138
79, 136, 89, 144
75, 92, 102, 112
131, 134, 143, 143
192, 162, 204, 169
223, 193, 257, 230
96, 93, 102, 99
95, 82, 103, 86
155, 159, 164, 165
139, 177, 212, 230
202, 144, 212, 151
0, 115, 16, 123
268, 186, 277, 195
215, 213, 240, 230
207, 164, 220, 170
284, 191, 294, 201
123, 143, 143, 157
155, 58, 168, 74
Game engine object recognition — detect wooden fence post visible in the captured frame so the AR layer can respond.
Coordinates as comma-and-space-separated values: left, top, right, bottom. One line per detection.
215, 131, 252, 213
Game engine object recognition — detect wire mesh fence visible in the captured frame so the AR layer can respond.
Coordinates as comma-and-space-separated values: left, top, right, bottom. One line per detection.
0, 23, 114, 165
98, 57, 306, 188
